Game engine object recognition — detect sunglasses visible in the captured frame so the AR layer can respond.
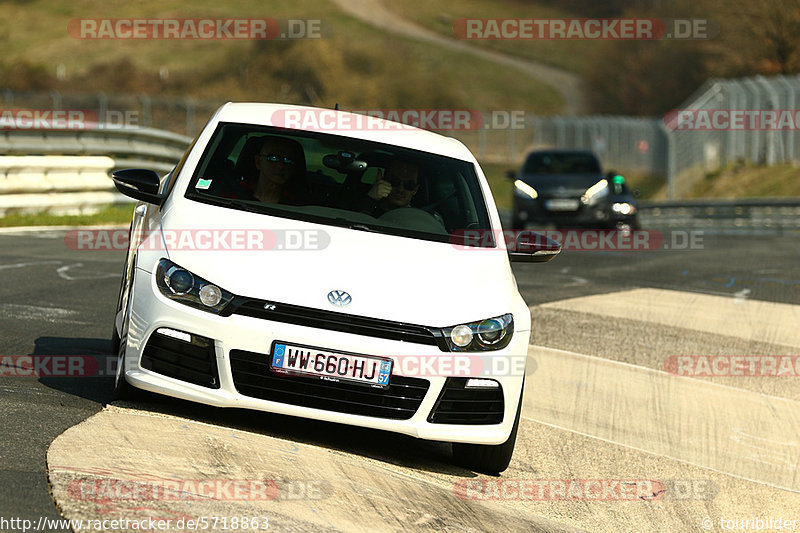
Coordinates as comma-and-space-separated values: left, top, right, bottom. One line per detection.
388, 177, 418, 191
260, 154, 295, 165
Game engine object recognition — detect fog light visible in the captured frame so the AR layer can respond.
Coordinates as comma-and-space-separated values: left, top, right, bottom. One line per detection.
465, 378, 500, 389
450, 325, 473, 347
156, 328, 191, 342
199, 284, 223, 307
612, 202, 635, 215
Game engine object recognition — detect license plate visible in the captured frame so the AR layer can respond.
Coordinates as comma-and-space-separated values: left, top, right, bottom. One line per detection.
546, 199, 580, 211
270, 341, 392, 388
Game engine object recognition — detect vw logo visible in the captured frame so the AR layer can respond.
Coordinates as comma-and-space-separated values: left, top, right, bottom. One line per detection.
327, 290, 352, 307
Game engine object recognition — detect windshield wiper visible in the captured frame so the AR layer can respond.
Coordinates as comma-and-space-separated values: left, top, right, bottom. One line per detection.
327, 217, 381, 233
193, 193, 268, 214
348, 223, 380, 233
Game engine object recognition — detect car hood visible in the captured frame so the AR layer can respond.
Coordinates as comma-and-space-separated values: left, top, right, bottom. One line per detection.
519, 173, 605, 197
156, 202, 517, 327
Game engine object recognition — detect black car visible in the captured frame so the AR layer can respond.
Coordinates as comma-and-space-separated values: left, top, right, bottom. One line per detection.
508, 150, 640, 230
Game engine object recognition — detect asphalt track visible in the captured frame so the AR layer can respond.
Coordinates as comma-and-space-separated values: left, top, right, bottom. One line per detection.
1, 227, 799, 532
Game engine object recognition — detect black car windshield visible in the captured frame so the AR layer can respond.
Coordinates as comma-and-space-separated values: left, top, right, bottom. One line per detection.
523, 152, 602, 175
185, 123, 494, 246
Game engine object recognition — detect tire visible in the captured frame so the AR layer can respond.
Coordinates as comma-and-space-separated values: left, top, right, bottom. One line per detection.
110, 324, 120, 356
452, 388, 523, 474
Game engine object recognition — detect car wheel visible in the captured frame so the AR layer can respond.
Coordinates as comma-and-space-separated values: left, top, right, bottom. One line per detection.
452, 386, 523, 474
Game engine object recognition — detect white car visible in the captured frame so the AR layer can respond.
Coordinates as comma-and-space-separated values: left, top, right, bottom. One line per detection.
111, 102, 559, 473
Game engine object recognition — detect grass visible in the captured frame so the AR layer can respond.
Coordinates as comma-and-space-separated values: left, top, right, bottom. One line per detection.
687, 163, 800, 199
479, 161, 515, 211
381, 0, 592, 74
0, 0, 564, 115
0, 203, 134, 227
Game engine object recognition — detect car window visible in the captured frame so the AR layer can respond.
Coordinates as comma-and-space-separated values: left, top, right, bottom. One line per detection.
523, 153, 602, 174
160, 134, 200, 198
184, 123, 494, 246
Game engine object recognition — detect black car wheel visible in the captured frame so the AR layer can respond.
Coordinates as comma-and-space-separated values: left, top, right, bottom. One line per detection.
452, 382, 523, 474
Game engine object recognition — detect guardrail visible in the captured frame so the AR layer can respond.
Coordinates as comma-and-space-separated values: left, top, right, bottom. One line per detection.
0, 126, 192, 216
639, 199, 800, 231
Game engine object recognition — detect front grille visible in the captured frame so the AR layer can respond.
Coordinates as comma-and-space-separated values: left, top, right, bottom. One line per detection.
428, 378, 504, 424
229, 349, 429, 420
224, 297, 446, 350
141, 331, 220, 389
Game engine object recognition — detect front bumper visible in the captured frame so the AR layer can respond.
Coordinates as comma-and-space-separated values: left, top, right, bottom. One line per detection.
121, 267, 527, 445
513, 195, 636, 228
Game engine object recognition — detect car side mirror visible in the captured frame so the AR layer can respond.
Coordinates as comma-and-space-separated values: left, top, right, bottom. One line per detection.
112, 169, 166, 205
508, 231, 561, 263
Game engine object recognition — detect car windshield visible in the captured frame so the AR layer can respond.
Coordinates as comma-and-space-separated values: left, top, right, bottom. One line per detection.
185, 123, 494, 246
523, 152, 601, 175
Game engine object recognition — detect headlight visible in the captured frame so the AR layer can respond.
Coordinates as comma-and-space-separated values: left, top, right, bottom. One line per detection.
514, 180, 538, 199
580, 178, 609, 205
612, 202, 636, 215
441, 314, 514, 351
155, 259, 234, 314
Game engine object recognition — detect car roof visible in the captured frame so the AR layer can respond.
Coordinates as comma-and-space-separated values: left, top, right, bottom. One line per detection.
525, 149, 598, 157
213, 102, 474, 161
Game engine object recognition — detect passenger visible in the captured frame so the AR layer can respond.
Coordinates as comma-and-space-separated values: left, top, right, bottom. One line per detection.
249, 136, 306, 204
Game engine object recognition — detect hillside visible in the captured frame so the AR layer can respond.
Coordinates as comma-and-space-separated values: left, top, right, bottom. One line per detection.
0, 0, 563, 114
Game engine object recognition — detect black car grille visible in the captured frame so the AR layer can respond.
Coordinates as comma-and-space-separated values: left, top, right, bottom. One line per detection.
141, 331, 220, 389
224, 297, 446, 350
427, 378, 504, 424
229, 349, 429, 420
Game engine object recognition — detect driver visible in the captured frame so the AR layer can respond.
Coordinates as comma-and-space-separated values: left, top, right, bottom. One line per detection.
363, 159, 420, 217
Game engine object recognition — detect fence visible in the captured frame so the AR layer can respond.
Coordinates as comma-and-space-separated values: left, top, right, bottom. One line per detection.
664, 75, 800, 198
522, 74, 800, 199
3, 74, 800, 200
1, 89, 219, 138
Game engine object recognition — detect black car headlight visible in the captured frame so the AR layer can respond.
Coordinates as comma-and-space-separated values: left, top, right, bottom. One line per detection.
513, 180, 538, 200
155, 259, 234, 314
580, 178, 610, 205
441, 314, 514, 352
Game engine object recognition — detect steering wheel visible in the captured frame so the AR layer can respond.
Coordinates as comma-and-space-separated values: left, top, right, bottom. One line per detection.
417, 190, 456, 213
378, 207, 447, 232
